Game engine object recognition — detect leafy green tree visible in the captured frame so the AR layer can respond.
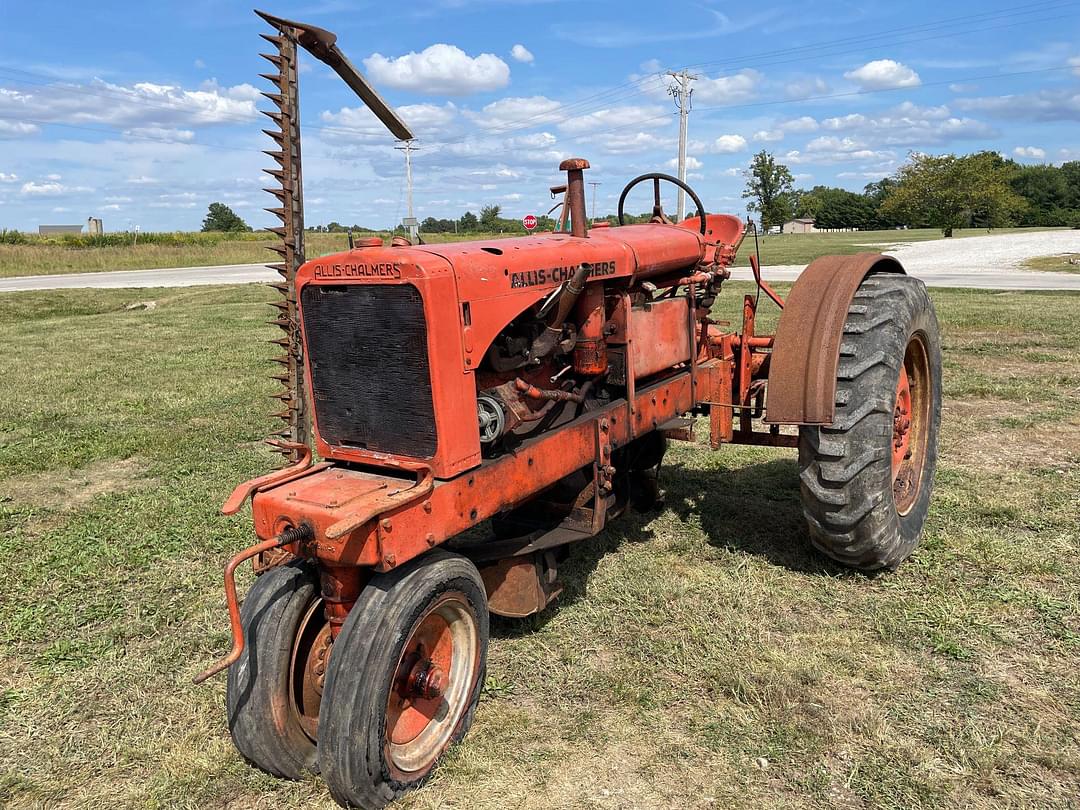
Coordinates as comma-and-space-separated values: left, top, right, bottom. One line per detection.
479, 204, 502, 231
795, 186, 875, 230
1010, 164, 1069, 226
880, 151, 1025, 237
1060, 162, 1080, 210
863, 178, 902, 229
201, 202, 252, 233
459, 211, 479, 232
743, 151, 795, 231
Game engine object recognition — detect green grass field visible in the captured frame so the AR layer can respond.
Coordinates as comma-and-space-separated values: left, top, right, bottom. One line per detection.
0, 226, 1067, 279
1, 282, 1078, 809
0, 231, 512, 279
1023, 254, 1080, 274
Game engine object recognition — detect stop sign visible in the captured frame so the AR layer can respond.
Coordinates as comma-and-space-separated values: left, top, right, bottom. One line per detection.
522, 214, 538, 231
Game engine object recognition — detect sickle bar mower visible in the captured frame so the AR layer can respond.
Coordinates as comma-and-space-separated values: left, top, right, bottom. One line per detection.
193, 12, 943, 808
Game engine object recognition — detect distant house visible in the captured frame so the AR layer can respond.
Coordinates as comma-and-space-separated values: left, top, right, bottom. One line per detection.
38, 224, 84, 236
784, 217, 817, 234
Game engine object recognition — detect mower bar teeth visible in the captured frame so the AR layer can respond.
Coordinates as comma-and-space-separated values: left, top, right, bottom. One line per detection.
256, 14, 310, 466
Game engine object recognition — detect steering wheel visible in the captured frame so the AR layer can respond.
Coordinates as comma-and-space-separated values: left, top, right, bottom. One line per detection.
617, 172, 707, 234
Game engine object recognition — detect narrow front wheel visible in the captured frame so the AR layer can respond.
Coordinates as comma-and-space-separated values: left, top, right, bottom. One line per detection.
318, 550, 489, 809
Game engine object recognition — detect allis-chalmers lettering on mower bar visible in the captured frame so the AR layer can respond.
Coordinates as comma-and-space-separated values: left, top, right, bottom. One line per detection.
314, 261, 402, 279
510, 260, 618, 289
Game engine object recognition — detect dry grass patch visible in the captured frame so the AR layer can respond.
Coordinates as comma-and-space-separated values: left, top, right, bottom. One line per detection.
0, 457, 154, 511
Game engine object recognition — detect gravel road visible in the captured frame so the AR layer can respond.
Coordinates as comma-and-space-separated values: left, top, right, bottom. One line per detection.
2, 230, 1079, 293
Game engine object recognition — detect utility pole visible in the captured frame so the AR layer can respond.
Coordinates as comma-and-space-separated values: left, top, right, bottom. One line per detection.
666, 69, 698, 221
394, 139, 418, 242
588, 181, 601, 223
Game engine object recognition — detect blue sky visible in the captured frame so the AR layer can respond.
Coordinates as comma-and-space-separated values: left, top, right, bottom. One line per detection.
1, 0, 1078, 231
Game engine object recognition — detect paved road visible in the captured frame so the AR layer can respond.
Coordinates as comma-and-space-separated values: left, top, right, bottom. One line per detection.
2, 231, 1079, 292
0, 263, 275, 292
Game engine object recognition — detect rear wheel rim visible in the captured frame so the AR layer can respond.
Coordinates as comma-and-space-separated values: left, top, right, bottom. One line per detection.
385, 592, 479, 775
892, 332, 931, 515
290, 598, 332, 742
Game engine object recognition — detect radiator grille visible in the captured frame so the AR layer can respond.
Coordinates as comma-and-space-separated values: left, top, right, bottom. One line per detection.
301, 283, 437, 458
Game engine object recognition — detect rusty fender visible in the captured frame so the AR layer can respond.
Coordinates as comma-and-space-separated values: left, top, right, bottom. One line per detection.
765, 252, 905, 426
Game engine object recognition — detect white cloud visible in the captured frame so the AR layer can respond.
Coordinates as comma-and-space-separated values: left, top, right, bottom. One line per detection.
126, 175, 158, 185
753, 129, 784, 142
844, 59, 921, 90
510, 44, 534, 64
597, 131, 674, 154
720, 167, 743, 177
21, 180, 93, 195
820, 103, 995, 146
785, 76, 828, 99
363, 45, 510, 95
104, 195, 132, 202
957, 90, 1080, 122
122, 126, 195, 142
194, 58, 206, 69
102, 203, 123, 210
0, 119, 40, 138
559, 105, 668, 134
321, 102, 458, 140
639, 58, 662, 73
1070, 56, 1080, 77
1013, 146, 1046, 160
693, 69, 761, 104
0, 172, 17, 183
469, 96, 561, 130
0, 80, 258, 131
665, 156, 703, 170
780, 116, 819, 133
783, 136, 896, 166
711, 134, 748, 153
46, 173, 62, 181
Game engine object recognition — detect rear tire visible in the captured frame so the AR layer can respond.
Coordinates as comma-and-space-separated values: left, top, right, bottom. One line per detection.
226, 561, 322, 778
318, 550, 489, 809
797, 273, 941, 571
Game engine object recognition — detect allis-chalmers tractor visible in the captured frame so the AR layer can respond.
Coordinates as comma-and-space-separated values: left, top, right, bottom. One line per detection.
194, 12, 942, 809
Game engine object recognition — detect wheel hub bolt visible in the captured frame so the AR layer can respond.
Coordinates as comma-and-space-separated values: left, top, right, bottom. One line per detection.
408, 661, 446, 700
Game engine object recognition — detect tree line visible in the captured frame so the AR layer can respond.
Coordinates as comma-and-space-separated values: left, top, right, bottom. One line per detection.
200, 149, 1079, 239
744, 150, 1080, 236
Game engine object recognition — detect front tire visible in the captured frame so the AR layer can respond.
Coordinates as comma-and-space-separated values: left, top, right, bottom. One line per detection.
226, 561, 328, 778
797, 273, 941, 571
318, 550, 489, 809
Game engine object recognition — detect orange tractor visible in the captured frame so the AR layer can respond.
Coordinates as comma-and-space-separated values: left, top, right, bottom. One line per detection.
194, 12, 941, 809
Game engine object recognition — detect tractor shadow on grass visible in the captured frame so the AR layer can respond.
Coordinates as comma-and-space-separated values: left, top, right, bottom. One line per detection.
490, 457, 850, 640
